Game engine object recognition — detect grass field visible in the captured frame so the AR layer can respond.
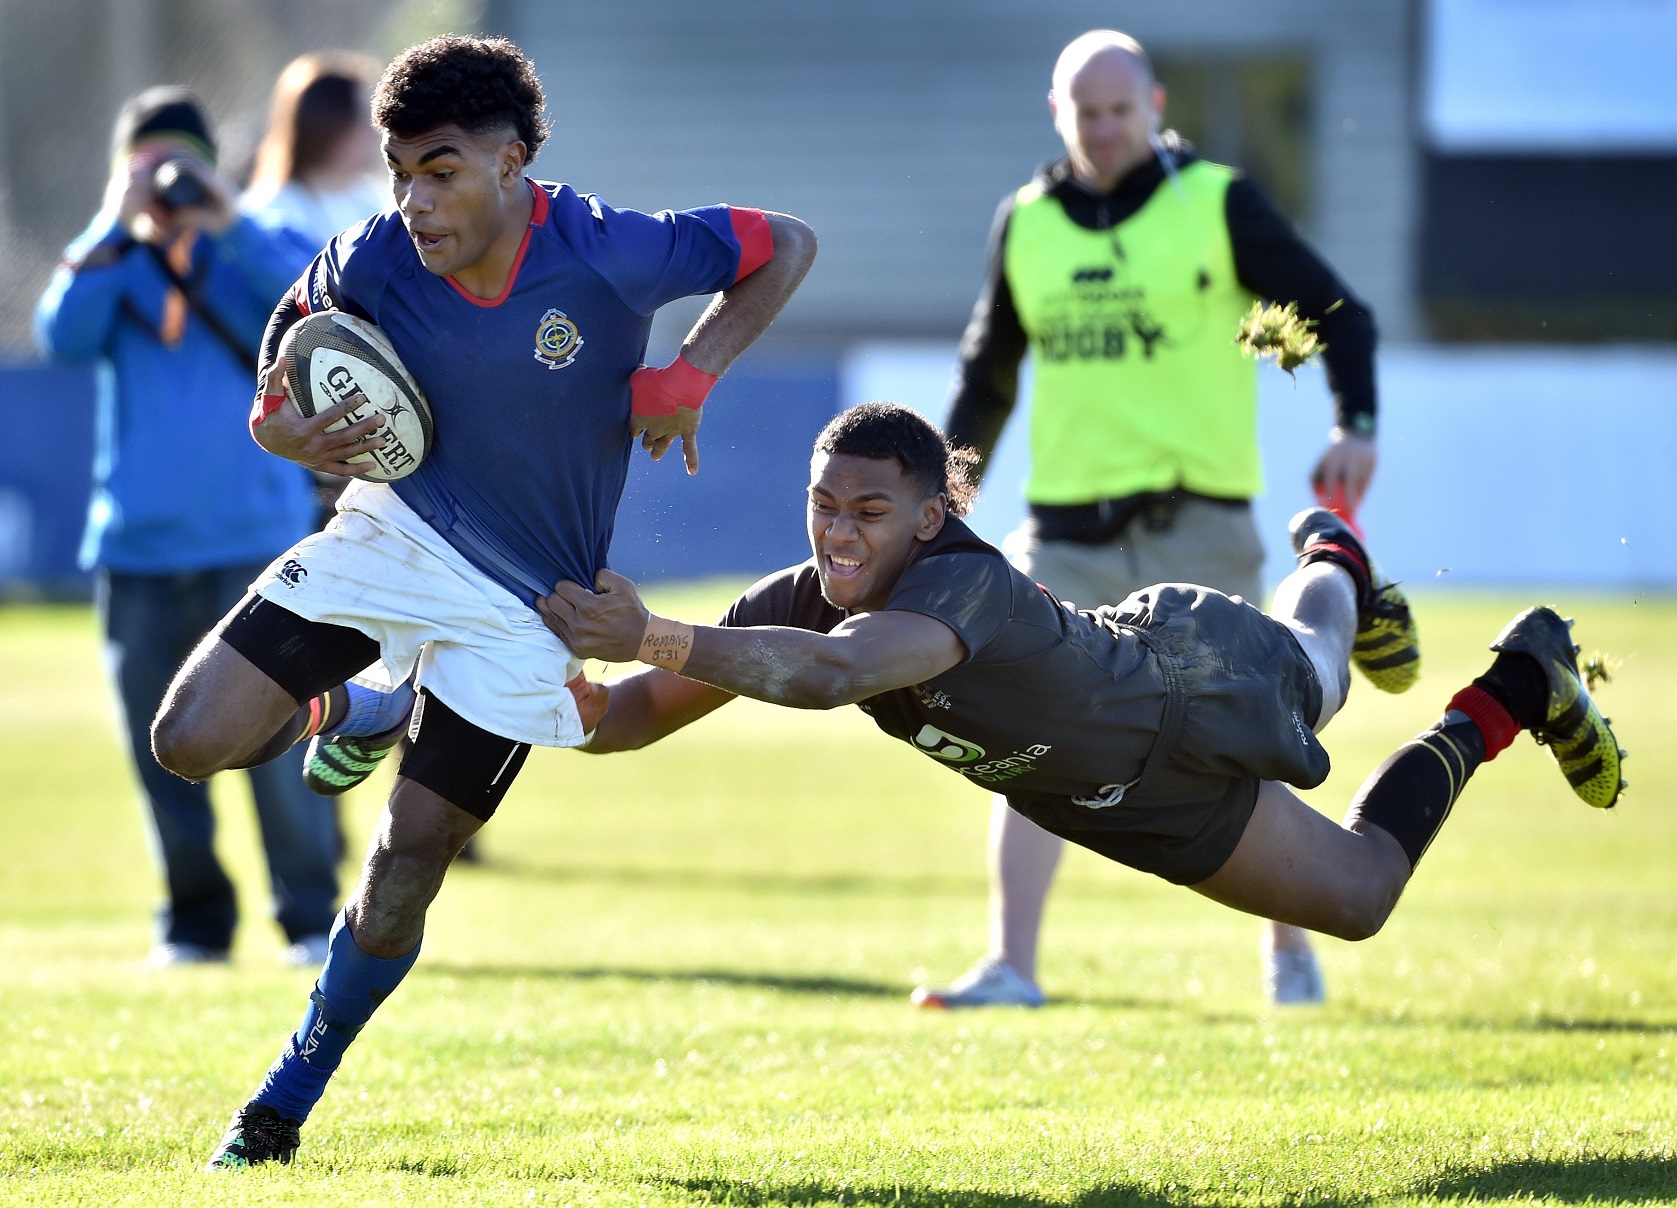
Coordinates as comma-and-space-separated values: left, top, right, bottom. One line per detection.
0, 587, 1673, 1206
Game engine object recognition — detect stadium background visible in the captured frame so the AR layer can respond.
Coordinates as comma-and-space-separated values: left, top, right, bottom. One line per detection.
0, 6, 1672, 1201
0, 0, 1672, 593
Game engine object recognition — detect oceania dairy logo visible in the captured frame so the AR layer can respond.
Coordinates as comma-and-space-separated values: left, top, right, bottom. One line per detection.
912, 724, 984, 764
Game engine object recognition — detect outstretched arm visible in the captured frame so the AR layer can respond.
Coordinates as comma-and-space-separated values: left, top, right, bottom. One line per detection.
632, 212, 818, 473
538, 569, 965, 711
581, 667, 734, 753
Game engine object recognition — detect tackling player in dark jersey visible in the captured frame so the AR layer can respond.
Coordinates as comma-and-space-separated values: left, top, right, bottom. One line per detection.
543, 403, 1624, 974
151, 37, 817, 1169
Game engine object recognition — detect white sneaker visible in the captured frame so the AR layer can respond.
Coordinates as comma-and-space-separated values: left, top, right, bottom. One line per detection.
910, 958, 1045, 1009
148, 942, 230, 968
1265, 946, 1326, 1005
284, 933, 332, 969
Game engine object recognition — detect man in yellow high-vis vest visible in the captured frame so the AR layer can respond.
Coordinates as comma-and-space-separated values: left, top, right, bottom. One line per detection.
919, 30, 1382, 1010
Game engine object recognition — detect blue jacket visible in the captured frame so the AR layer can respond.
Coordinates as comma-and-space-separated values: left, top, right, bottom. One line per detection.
35, 210, 320, 573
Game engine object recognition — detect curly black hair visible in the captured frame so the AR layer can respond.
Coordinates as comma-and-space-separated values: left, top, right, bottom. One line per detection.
814, 402, 980, 516
373, 35, 549, 158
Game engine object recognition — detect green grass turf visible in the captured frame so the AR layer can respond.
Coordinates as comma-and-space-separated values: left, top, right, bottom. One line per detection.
0, 588, 1673, 1206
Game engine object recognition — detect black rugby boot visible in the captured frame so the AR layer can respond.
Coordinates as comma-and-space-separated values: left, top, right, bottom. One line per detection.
1490, 607, 1625, 809
205, 1102, 301, 1170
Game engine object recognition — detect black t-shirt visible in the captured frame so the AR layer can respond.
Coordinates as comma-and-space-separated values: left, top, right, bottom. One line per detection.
719, 518, 1165, 799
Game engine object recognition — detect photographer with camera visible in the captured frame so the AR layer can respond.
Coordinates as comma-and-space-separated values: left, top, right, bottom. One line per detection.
35, 87, 339, 969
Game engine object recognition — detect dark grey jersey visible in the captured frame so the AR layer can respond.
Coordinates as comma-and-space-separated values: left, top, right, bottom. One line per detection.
720, 518, 1165, 799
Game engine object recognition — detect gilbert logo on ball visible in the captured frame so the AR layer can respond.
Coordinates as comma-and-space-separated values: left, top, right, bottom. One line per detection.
279, 311, 434, 482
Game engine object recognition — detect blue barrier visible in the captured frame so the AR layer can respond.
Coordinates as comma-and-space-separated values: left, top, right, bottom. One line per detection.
0, 360, 841, 599
609, 363, 840, 581
0, 363, 96, 598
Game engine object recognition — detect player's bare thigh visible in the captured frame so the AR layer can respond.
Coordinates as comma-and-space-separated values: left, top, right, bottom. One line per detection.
151, 632, 301, 780
1189, 779, 1411, 941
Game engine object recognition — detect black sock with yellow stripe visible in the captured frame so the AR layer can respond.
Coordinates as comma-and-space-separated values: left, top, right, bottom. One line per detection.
1344, 714, 1486, 869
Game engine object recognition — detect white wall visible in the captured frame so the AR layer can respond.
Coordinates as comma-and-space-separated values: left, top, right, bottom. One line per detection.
503, 0, 1419, 343
1425, 0, 1677, 152
843, 344, 1677, 590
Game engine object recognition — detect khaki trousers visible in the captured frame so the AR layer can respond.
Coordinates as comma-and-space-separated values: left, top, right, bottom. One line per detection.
1006, 497, 1265, 611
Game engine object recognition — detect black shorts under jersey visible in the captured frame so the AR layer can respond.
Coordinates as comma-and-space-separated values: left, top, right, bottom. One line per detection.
1005, 584, 1328, 884
218, 593, 531, 821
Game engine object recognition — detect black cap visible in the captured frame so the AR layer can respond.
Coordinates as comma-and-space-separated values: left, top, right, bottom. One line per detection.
113, 86, 216, 163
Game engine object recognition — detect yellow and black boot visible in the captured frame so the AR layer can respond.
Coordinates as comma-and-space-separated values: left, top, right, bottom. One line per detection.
1288, 507, 1420, 693
1490, 607, 1625, 809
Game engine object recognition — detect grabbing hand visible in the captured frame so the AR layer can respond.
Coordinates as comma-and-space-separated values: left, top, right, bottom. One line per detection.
538, 569, 651, 663
564, 671, 611, 736
249, 362, 387, 476
1310, 428, 1377, 513
629, 356, 717, 475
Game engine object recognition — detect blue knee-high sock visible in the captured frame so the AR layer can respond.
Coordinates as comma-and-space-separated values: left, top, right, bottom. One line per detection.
251, 911, 419, 1123
329, 680, 415, 739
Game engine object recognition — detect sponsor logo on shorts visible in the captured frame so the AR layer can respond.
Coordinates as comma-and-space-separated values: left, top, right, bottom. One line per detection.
534, 308, 583, 370
912, 724, 984, 764
917, 688, 954, 711
965, 744, 1053, 784
911, 724, 1055, 784
1293, 710, 1311, 748
277, 558, 308, 587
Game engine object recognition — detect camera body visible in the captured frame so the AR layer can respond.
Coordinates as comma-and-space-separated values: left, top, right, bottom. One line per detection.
151, 157, 211, 212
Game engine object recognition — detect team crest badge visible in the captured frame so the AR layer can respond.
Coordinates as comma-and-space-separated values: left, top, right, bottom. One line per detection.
534, 308, 583, 369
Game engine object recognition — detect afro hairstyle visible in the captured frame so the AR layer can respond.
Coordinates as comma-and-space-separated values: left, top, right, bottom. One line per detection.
373, 35, 548, 159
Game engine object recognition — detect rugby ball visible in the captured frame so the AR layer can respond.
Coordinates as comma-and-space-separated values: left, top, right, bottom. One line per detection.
279, 311, 433, 482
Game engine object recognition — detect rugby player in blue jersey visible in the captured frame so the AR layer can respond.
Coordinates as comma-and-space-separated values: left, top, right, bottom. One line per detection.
147, 36, 817, 1168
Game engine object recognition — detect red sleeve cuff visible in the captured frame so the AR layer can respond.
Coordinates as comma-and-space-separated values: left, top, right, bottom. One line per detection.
728, 207, 774, 283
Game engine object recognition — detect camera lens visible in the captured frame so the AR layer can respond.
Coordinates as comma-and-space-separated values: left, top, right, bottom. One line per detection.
151, 158, 211, 212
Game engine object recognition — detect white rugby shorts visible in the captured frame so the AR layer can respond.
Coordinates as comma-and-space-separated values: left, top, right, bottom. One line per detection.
251, 480, 585, 747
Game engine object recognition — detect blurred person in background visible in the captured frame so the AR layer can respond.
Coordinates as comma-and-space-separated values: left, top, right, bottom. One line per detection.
34, 87, 338, 968
243, 51, 385, 251
919, 31, 1394, 1010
